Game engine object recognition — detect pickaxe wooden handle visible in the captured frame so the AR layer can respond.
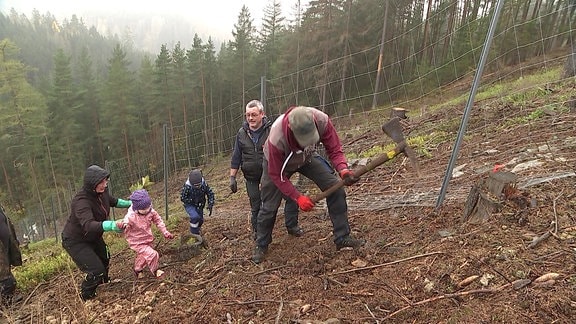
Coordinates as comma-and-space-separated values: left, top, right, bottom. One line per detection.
311, 141, 407, 203
311, 117, 419, 203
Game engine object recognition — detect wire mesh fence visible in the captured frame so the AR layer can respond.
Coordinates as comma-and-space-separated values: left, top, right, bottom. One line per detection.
17, 2, 576, 242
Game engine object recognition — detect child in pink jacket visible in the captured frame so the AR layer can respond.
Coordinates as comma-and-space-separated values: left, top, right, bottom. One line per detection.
118, 189, 173, 279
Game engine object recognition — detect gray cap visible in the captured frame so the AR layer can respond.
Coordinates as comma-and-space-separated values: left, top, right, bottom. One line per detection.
288, 107, 319, 148
188, 169, 202, 185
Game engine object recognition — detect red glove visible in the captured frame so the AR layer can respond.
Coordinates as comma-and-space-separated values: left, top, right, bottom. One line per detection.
297, 195, 315, 212
164, 232, 174, 239
339, 169, 359, 186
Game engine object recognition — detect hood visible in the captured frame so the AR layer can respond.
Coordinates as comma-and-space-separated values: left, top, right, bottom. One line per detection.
83, 165, 110, 192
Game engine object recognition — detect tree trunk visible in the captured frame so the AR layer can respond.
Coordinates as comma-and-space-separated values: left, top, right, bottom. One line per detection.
441, 1, 458, 61
372, 0, 389, 110
563, 44, 576, 78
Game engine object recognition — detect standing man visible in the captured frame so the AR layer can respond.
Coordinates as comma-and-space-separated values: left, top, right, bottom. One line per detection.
61, 165, 131, 301
230, 99, 303, 240
0, 204, 22, 304
253, 106, 365, 263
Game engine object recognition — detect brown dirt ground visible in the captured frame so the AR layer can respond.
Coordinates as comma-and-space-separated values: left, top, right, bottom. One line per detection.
3, 73, 576, 323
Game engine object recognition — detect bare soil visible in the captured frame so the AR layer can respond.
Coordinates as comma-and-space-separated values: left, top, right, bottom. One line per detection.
3, 79, 576, 323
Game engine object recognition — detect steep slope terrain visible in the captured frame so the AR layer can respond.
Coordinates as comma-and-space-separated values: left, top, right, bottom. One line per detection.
3, 73, 576, 323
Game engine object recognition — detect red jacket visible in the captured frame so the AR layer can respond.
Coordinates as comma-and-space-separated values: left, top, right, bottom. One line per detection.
263, 106, 348, 201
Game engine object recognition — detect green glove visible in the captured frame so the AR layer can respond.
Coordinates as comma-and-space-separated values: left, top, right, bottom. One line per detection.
102, 220, 122, 233
116, 198, 131, 208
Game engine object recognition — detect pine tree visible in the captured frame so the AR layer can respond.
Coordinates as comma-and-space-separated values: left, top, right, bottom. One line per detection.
231, 5, 257, 105
258, 0, 286, 79
0, 39, 47, 209
101, 44, 137, 171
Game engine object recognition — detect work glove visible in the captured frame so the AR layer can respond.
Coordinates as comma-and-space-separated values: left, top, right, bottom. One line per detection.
116, 198, 132, 208
297, 195, 315, 212
164, 231, 174, 239
339, 169, 359, 186
208, 205, 213, 217
229, 176, 238, 193
102, 220, 122, 233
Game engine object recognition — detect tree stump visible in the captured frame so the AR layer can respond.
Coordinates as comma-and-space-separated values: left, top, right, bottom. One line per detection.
390, 107, 408, 119
163, 233, 204, 262
462, 171, 518, 224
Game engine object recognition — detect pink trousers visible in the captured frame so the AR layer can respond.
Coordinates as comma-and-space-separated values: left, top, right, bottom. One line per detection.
131, 243, 159, 274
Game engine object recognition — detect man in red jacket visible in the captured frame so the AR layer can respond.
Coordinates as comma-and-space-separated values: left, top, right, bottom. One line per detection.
252, 106, 365, 263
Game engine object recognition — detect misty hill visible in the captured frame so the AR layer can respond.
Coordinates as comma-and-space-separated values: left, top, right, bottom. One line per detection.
74, 11, 228, 52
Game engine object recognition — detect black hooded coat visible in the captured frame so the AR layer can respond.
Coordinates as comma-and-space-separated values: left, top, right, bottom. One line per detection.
62, 165, 120, 241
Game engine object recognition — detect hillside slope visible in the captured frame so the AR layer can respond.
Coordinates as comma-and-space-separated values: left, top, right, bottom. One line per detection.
2, 72, 576, 323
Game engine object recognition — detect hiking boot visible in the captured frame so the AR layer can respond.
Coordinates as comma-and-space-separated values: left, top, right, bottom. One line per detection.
287, 226, 304, 237
80, 291, 96, 301
336, 236, 366, 251
200, 236, 209, 249
1, 293, 23, 306
252, 246, 268, 264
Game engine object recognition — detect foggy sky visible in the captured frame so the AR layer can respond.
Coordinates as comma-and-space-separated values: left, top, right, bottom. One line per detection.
0, 0, 309, 43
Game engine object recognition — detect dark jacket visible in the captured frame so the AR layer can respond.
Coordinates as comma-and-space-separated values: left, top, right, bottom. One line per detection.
61, 165, 120, 241
0, 206, 22, 274
230, 117, 272, 181
180, 178, 215, 210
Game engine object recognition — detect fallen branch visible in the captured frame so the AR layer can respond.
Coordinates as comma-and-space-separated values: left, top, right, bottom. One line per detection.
223, 299, 284, 306
252, 265, 287, 276
274, 299, 284, 324
552, 190, 563, 235
382, 279, 533, 320
364, 303, 379, 324
384, 288, 496, 320
21, 282, 46, 307
324, 276, 347, 287
329, 251, 444, 275
344, 130, 371, 146
527, 231, 552, 249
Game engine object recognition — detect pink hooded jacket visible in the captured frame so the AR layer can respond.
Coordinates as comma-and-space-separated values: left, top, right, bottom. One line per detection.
121, 207, 171, 247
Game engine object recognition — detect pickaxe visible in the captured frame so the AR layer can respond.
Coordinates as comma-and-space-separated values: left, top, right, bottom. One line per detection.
311, 117, 420, 203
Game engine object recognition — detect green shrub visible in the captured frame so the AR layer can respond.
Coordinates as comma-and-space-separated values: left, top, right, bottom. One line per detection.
14, 249, 73, 290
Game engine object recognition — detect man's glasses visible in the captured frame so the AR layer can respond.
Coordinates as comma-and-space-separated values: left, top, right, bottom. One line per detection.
246, 113, 261, 118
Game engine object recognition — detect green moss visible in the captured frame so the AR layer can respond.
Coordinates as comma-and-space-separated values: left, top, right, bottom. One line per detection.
14, 249, 73, 290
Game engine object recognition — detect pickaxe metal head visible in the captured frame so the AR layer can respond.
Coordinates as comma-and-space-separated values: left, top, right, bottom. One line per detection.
311, 116, 420, 203
382, 117, 405, 144
381, 117, 421, 176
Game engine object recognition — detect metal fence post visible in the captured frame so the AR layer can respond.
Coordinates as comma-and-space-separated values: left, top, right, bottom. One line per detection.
163, 124, 169, 220
436, 0, 505, 208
